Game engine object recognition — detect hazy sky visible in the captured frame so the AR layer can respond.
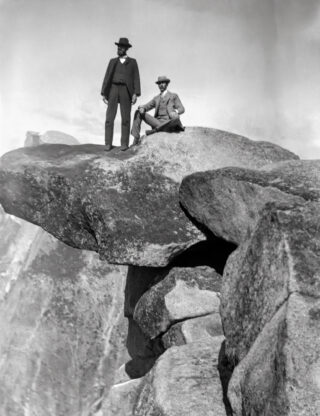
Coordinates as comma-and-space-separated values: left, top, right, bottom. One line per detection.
1, 0, 320, 157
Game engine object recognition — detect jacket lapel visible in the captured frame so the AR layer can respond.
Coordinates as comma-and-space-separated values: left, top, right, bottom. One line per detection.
163, 92, 171, 105
110, 58, 118, 70
108, 58, 118, 83
155, 94, 161, 116
165, 91, 173, 104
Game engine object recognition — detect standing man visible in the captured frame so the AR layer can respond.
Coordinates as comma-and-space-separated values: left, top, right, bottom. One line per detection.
101, 37, 141, 151
131, 76, 185, 144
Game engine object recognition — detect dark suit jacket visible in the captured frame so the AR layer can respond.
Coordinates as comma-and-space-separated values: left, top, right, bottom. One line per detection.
141, 91, 185, 118
101, 57, 141, 99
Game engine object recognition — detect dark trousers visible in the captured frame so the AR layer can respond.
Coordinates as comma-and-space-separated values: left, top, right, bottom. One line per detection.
105, 84, 131, 147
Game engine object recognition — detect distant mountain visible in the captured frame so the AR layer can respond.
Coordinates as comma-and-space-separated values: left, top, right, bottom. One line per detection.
25, 130, 79, 146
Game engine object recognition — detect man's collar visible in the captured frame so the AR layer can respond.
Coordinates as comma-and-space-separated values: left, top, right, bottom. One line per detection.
118, 55, 129, 65
161, 90, 168, 96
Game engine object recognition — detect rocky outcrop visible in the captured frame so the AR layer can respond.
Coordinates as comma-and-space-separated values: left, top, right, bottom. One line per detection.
180, 160, 320, 415
223, 202, 320, 415
0, 132, 128, 416
229, 292, 320, 416
101, 330, 226, 416
0, 128, 298, 267
133, 339, 226, 416
99, 378, 144, 416
221, 202, 320, 360
180, 159, 320, 245
123, 267, 169, 379
134, 266, 221, 339
162, 313, 223, 349
0, 128, 306, 415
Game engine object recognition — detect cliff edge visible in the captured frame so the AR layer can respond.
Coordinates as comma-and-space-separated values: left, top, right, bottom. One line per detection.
0, 127, 297, 267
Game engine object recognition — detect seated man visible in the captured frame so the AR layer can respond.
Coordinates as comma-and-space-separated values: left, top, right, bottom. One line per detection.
131, 75, 185, 144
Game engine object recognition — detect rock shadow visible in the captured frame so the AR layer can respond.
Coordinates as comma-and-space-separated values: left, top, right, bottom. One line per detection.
123, 233, 237, 379
170, 237, 237, 275
218, 340, 237, 416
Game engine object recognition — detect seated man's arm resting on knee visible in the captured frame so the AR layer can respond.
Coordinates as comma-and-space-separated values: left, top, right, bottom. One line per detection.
139, 97, 156, 114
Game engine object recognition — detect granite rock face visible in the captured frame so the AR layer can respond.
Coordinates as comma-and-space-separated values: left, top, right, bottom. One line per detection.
99, 378, 144, 416
221, 202, 320, 362
1, 128, 310, 415
222, 202, 320, 415
180, 159, 319, 245
0, 128, 298, 267
180, 159, 320, 415
134, 266, 221, 339
228, 293, 320, 416
123, 267, 170, 379
0, 132, 130, 415
133, 338, 226, 416
162, 313, 223, 349
0, 208, 128, 416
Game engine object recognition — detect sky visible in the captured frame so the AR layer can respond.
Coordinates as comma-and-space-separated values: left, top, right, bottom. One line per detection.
0, 0, 320, 158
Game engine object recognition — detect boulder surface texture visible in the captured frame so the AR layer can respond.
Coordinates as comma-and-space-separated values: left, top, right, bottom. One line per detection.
180, 159, 320, 416
0, 127, 298, 267
134, 266, 221, 339
0, 132, 128, 416
133, 339, 226, 416
0, 128, 303, 415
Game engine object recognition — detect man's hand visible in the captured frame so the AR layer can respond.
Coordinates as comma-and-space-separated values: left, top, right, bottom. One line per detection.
169, 111, 179, 120
102, 97, 108, 105
138, 106, 146, 114
132, 94, 137, 105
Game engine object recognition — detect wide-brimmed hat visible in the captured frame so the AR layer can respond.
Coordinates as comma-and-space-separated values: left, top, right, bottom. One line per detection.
115, 37, 132, 48
155, 76, 171, 84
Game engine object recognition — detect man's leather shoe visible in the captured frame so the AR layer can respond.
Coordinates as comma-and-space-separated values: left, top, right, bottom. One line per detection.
120, 146, 129, 151
104, 145, 112, 152
145, 129, 156, 136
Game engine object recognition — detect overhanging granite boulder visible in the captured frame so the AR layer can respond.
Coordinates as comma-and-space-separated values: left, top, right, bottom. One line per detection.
0, 128, 298, 266
180, 159, 319, 245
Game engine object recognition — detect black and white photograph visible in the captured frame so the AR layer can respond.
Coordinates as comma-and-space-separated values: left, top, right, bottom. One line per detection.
0, 0, 320, 415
